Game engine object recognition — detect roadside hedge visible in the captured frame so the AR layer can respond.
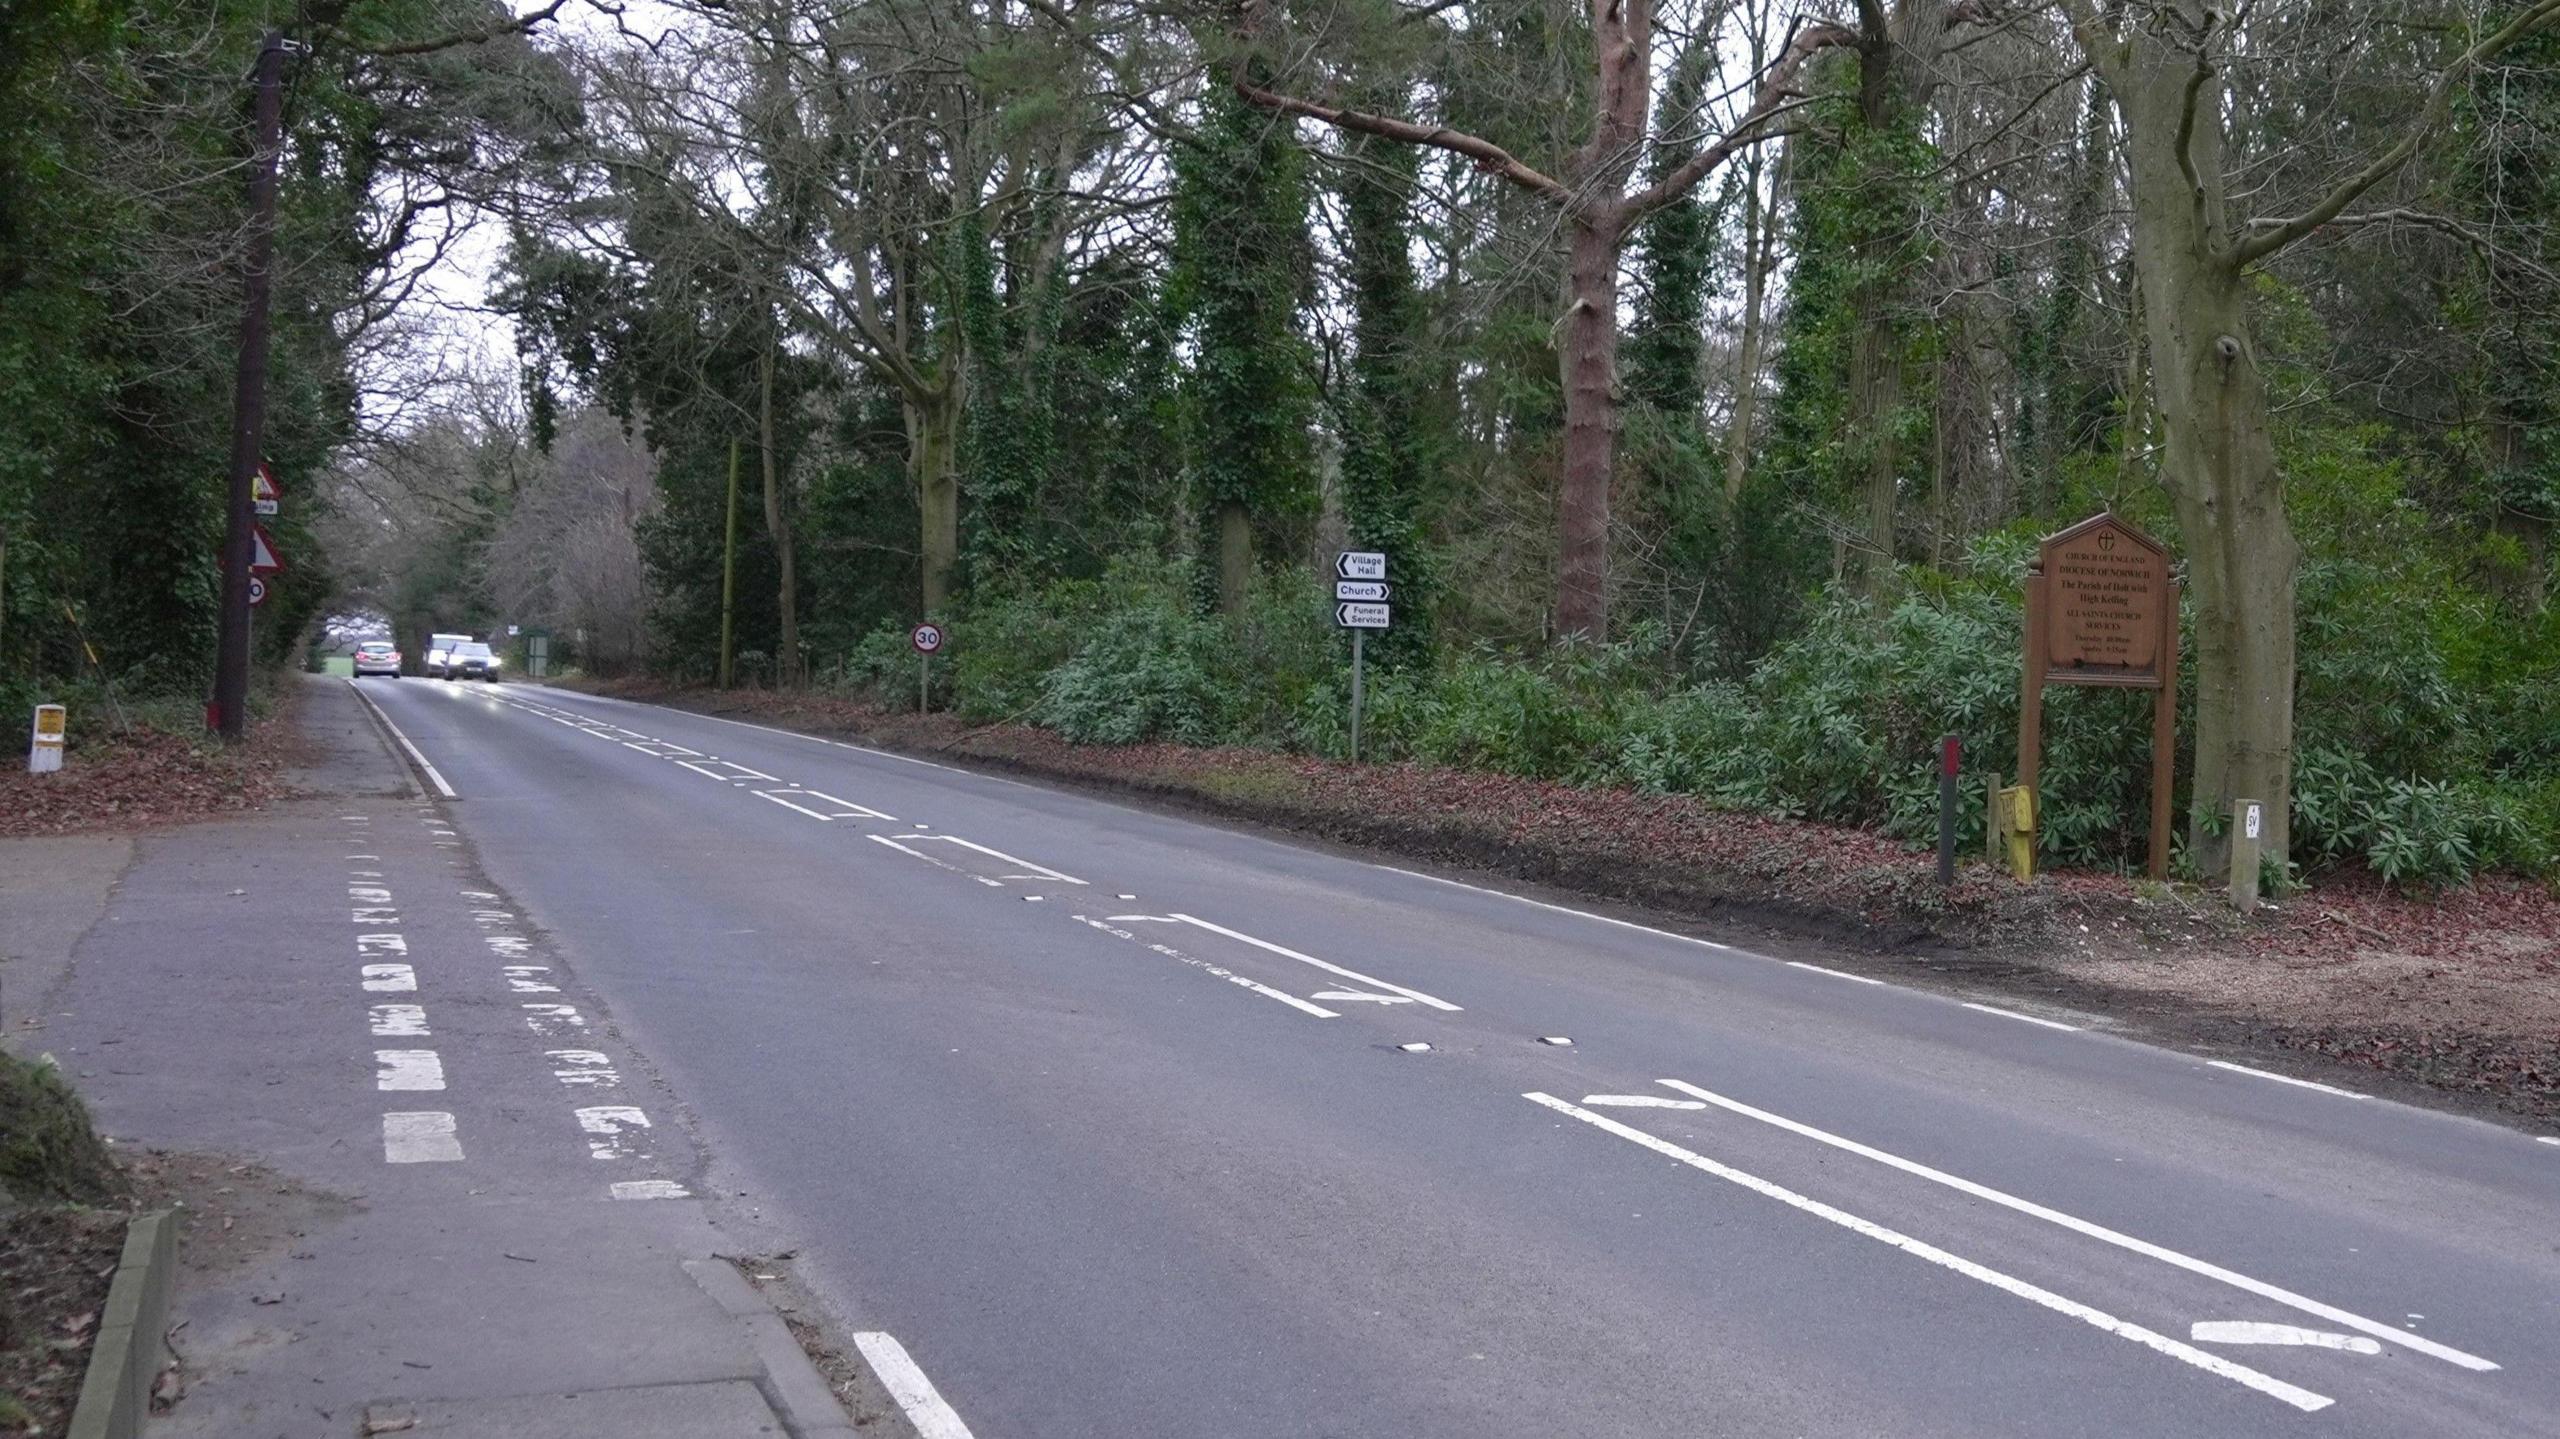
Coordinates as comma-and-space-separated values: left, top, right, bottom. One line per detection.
817, 546, 2558, 892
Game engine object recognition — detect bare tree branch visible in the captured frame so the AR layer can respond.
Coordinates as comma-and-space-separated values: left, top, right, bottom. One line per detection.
2233, 0, 2560, 267
1233, 79, 1575, 206
354, 0, 576, 58
1622, 20, 1858, 221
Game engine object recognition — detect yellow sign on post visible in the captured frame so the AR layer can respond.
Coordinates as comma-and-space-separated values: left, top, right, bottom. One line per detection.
28, 703, 66, 774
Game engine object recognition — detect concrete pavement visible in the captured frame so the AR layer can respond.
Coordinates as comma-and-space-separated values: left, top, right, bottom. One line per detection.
321, 672, 2560, 1438
7, 677, 878, 1438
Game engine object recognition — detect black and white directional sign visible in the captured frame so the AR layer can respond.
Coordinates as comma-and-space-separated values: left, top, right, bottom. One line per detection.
1334, 580, 1390, 603
1336, 551, 1386, 582
1336, 602, 1391, 629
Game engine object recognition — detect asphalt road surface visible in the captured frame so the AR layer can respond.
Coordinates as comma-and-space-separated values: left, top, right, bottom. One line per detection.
347, 675, 2560, 1438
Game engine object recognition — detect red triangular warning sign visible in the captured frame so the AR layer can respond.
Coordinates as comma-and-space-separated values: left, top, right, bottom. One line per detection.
252, 462, 280, 503
249, 523, 284, 575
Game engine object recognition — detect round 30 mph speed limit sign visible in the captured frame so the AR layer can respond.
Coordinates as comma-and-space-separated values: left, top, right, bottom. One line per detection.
911, 622, 946, 655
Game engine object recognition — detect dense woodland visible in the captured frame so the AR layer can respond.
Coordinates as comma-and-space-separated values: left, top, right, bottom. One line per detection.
6, 0, 2559, 889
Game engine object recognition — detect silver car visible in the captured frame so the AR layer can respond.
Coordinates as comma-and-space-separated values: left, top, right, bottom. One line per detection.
353, 640, 402, 677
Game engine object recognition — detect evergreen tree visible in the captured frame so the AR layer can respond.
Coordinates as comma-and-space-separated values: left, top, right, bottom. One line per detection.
1337, 122, 1437, 662
1170, 72, 1316, 614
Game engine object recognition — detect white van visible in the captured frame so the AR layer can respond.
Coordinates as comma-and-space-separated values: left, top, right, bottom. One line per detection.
424, 632, 473, 678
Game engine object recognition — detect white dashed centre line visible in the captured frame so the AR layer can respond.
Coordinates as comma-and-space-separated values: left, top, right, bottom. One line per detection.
576, 1105, 652, 1158
375, 1050, 447, 1091
383, 1111, 463, 1163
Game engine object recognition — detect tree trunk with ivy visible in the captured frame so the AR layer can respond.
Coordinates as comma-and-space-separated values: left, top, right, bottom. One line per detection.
757, 338, 801, 686
1239, 2, 1856, 642
1176, 72, 1316, 616
912, 376, 963, 616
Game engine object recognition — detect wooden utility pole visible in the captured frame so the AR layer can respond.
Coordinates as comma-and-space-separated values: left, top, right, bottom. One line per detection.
210, 32, 290, 740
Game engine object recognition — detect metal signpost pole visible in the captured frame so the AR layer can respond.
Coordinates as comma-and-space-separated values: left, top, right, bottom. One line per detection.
1333, 552, 1389, 764
1350, 629, 1364, 764
911, 623, 943, 715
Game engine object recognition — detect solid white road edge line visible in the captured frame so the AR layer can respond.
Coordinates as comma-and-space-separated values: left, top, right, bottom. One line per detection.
2190, 1321, 2382, 1354
1523, 1093, 2331, 1413
347, 681, 457, 798
1167, 912, 1461, 1011
2206, 1060, 2367, 1099
1786, 960, 1886, 986
1652, 1077, 2496, 1371
853, 1332, 978, 1439
1962, 1001, 2082, 1033
1378, 865, 1733, 951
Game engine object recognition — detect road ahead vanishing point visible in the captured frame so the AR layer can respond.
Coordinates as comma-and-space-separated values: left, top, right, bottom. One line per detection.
339, 675, 2556, 1439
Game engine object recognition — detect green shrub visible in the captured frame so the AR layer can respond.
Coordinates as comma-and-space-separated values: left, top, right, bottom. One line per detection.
1031, 564, 1336, 748
1039, 590, 1238, 744
0, 1053, 120, 1206
804, 537, 2560, 893
945, 576, 1111, 722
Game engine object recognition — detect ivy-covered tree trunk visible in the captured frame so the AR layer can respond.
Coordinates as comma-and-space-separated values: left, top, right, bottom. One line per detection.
1241, 5, 1853, 644
1724, 149, 1774, 504
1338, 123, 1435, 660
913, 377, 963, 615
1842, 10, 1950, 592
1174, 73, 1314, 616
758, 339, 801, 685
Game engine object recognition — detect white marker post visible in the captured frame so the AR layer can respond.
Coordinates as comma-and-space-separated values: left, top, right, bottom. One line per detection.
2229, 798, 2263, 912
1334, 555, 1389, 762
27, 704, 65, 774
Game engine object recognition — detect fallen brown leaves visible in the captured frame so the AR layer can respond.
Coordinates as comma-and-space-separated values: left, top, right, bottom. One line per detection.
0, 1206, 127, 1436
0, 725, 285, 839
